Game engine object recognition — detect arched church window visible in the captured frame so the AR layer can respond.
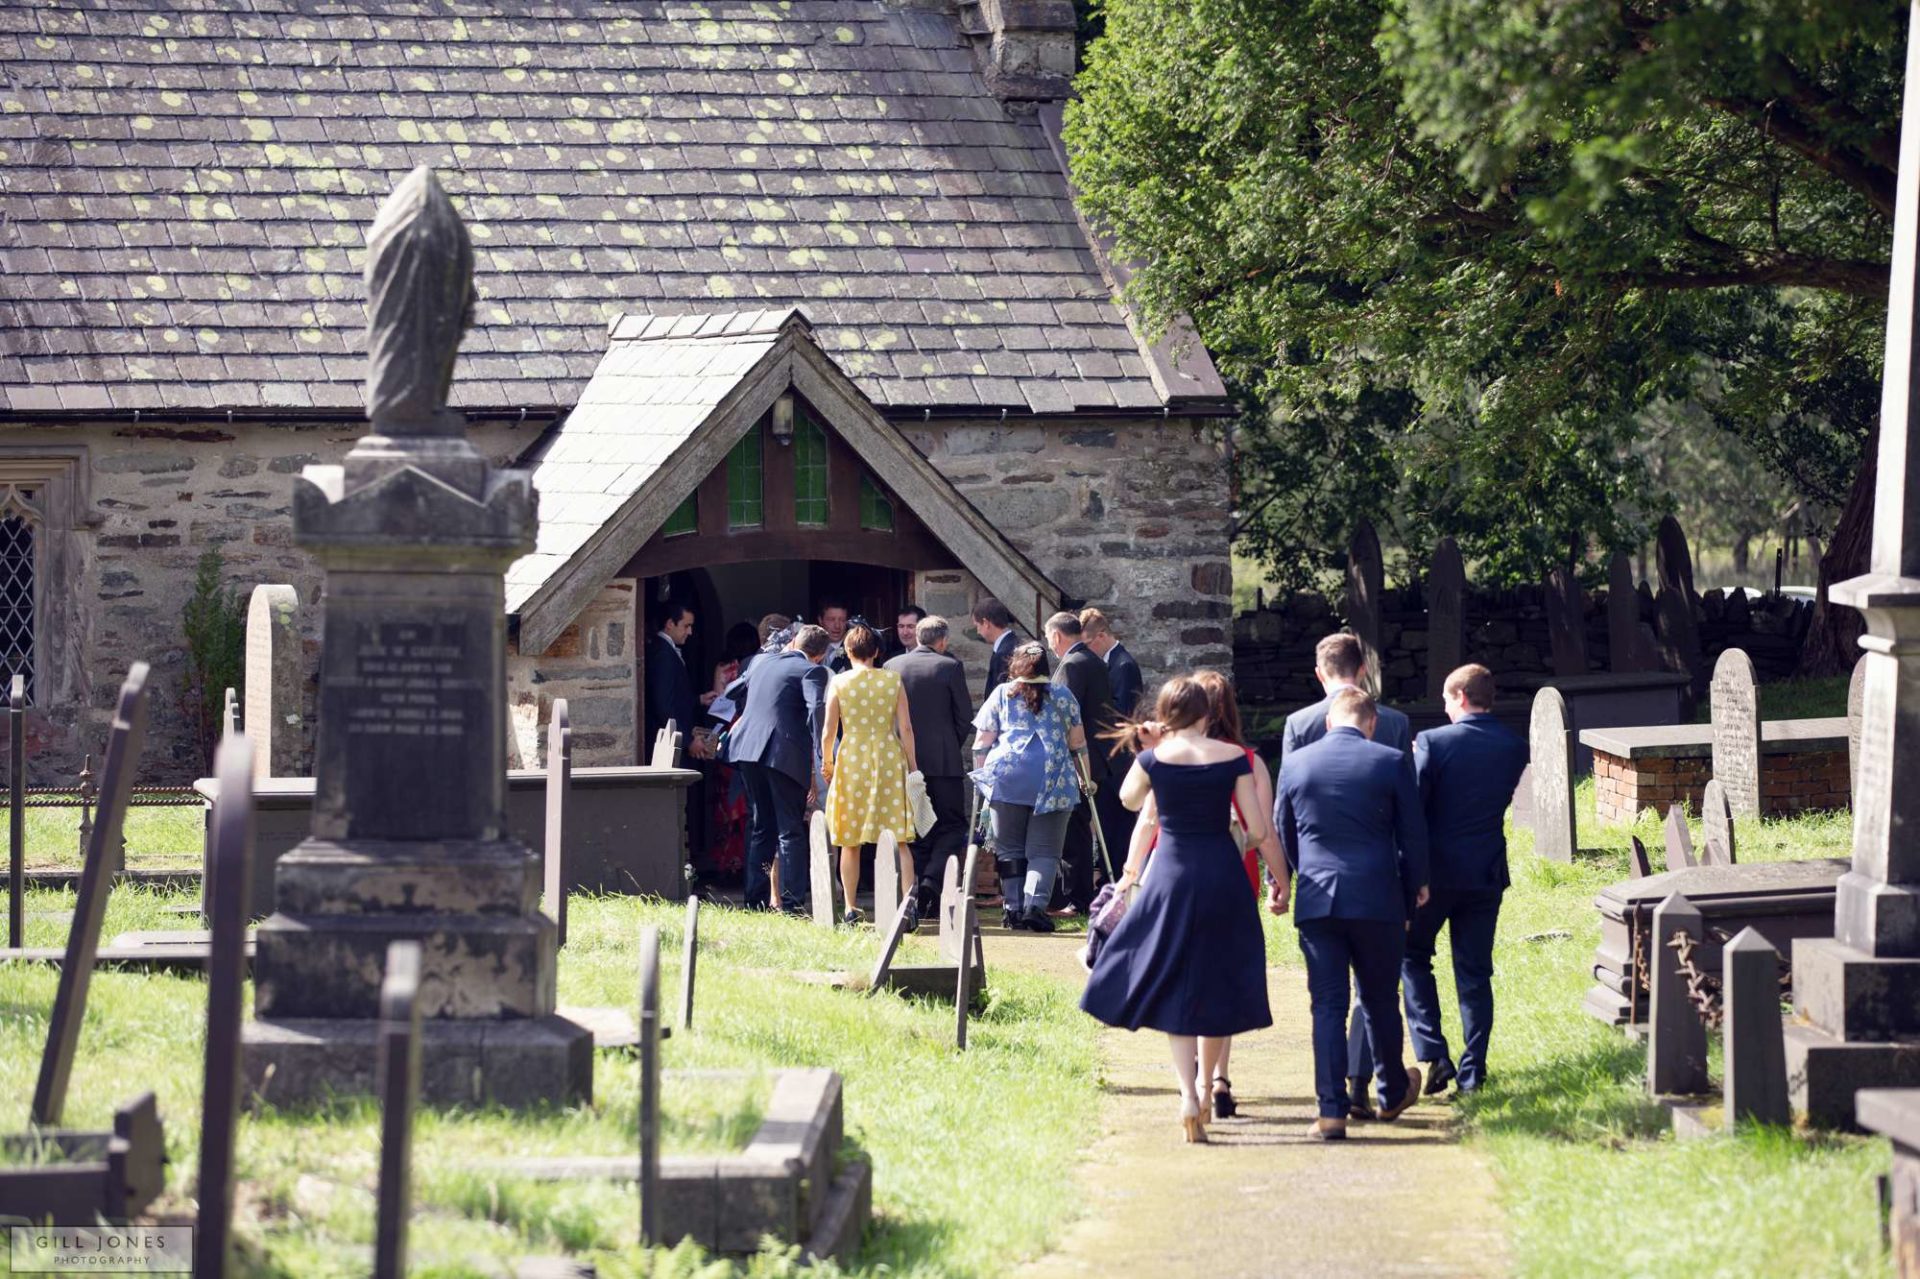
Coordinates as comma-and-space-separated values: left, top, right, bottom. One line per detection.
0, 485, 41, 704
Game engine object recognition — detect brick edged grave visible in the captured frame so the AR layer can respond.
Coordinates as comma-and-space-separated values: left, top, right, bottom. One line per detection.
1581, 718, 1850, 826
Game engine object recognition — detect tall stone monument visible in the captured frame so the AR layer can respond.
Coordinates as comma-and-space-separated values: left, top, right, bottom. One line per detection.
242, 169, 591, 1106
1426, 537, 1465, 701
1786, 13, 1920, 1126
1345, 518, 1384, 697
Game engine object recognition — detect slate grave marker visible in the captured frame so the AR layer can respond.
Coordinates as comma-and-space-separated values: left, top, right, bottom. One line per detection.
638, 923, 662, 1247
194, 732, 256, 1279
679, 895, 699, 1030
1723, 928, 1789, 1128
1346, 518, 1385, 696
1528, 687, 1576, 863
1701, 779, 1738, 866
544, 698, 571, 947
1710, 648, 1762, 816
1663, 805, 1697, 872
1546, 565, 1589, 677
1647, 892, 1709, 1096
1629, 835, 1654, 880
1427, 537, 1466, 700
374, 941, 423, 1279
1607, 552, 1641, 673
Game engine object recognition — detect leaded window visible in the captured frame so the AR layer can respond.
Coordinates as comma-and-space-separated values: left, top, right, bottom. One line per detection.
727, 425, 764, 528
794, 413, 828, 527
859, 475, 894, 532
0, 488, 39, 705
662, 493, 697, 537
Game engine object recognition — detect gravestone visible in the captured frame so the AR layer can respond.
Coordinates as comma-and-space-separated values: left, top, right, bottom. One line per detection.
194, 733, 255, 1279
650, 721, 680, 769
1647, 892, 1709, 1096
244, 584, 302, 779
1723, 928, 1789, 1128
1545, 565, 1589, 677
1848, 652, 1867, 802
1628, 835, 1653, 880
8, 672, 22, 949
544, 699, 571, 947
1345, 518, 1385, 697
939, 853, 967, 963
1528, 687, 1576, 863
242, 169, 590, 1107
637, 924, 662, 1247
374, 941, 423, 1279
867, 897, 916, 994
1656, 515, 1698, 602
809, 811, 835, 927
1607, 552, 1642, 673
679, 896, 700, 1030
1427, 537, 1466, 700
1662, 805, 1696, 873
1701, 779, 1737, 866
222, 686, 239, 740
1710, 648, 1762, 816
874, 830, 899, 931
34, 663, 149, 1126
954, 897, 978, 1051
1655, 587, 1703, 690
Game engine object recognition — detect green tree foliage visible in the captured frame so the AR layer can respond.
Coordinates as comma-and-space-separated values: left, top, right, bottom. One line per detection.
1067, 0, 1898, 614
181, 545, 245, 767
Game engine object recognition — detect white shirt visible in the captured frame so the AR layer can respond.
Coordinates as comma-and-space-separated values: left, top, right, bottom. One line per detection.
656, 630, 685, 664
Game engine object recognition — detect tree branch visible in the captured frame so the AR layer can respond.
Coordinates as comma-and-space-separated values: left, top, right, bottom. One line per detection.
1701, 92, 1895, 219
1590, 255, 1888, 295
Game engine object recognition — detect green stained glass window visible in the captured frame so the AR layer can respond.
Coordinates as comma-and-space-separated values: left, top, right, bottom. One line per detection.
727, 424, 763, 528
859, 474, 894, 532
662, 494, 697, 537
794, 413, 828, 527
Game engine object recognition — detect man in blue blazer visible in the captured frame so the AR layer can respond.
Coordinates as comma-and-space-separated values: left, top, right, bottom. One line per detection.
724, 624, 831, 912
1277, 688, 1431, 1139
1404, 664, 1529, 1095
1279, 632, 1412, 1114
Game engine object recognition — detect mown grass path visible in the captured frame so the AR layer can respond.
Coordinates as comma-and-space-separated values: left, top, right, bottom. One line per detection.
989, 932, 1507, 1278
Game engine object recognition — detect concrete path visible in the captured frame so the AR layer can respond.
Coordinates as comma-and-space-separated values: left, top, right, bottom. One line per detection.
989, 932, 1508, 1278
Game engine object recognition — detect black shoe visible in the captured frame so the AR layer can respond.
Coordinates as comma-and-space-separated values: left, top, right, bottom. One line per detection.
842, 908, 864, 927
1003, 906, 1025, 931
1022, 907, 1057, 934
902, 901, 921, 933
1211, 1078, 1238, 1121
1424, 1059, 1458, 1096
1346, 1078, 1377, 1121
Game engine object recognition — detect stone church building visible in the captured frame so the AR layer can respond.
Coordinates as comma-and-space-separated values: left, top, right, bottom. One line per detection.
0, 0, 1233, 781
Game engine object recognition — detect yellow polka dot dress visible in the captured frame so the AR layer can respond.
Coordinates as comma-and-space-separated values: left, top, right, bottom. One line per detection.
826, 666, 915, 847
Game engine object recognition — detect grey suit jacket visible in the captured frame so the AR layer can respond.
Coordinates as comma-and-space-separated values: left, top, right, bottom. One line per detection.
885, 647, 973, 777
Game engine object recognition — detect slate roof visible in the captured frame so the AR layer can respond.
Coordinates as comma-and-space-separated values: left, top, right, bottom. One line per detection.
0, 0, 1220, 416
504, 305, 793, 614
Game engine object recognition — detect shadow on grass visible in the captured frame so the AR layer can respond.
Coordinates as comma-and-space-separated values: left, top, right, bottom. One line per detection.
1457, 1031, 1670, 1142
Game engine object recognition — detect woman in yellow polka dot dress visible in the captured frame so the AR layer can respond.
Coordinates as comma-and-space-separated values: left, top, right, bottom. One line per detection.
820, 623, 919, 925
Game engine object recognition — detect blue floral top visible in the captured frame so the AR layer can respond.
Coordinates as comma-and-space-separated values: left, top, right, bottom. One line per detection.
971, 682, 1083, 813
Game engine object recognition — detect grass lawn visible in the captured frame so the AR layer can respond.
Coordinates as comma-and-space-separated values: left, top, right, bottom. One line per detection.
2, 803, 205, 871
0, 891, 1101, 1278
1691, 673, 1851, 723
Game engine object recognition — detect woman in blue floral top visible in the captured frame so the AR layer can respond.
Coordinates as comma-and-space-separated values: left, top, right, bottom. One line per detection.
971, 642, 1091, 932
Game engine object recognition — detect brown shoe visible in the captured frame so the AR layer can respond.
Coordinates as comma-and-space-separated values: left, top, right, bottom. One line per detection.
1305, 1118, 1348, 1141
1377, 1067, 1423, 1122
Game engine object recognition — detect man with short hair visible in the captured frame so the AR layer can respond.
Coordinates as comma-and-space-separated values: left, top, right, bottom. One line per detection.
886, 614, 973, 926
1079, 607, 1143, 874
1279, 630, 1412, 1117
1276, 688, 1430, 1140
1045, 610, 1116, 915
970, 596, 1019, 699
1079, 608, 1143, 718
818, 599, 852, 673
1403, 664, 1528, 1096
648, 600, 714, 859
725, 624, 831, 911
891, 604, 927, 659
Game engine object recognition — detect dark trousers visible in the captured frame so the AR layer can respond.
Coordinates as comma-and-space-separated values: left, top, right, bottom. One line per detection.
1095, 769, 1136, 883
739, 762, 807, 912
913, 774, 967, 901
1402, 887, 1503, 1090
1298, 916, 1411, 1119
1051, 797, 1098, 912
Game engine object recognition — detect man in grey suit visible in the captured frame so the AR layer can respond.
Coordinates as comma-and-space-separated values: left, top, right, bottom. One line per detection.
1279, 631, 1413, 1117
724, 624, 831, 912
1046, 610, 1115, 914
885, 614, 973, 929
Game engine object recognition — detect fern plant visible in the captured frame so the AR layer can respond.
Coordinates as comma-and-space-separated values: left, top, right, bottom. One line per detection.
182, 545, 246, 768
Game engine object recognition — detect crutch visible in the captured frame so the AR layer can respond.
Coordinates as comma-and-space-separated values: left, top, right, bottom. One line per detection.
1072, 751, 1117, 881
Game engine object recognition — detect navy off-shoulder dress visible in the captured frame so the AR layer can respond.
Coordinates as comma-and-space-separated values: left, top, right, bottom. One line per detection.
1080, 750, 1273, 1037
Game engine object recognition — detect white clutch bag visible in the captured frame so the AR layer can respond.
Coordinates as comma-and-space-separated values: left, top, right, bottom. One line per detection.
906, 770, 937, 837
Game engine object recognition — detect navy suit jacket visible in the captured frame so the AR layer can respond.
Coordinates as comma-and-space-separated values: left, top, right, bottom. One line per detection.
646, 633, 699, 746
723, 649, 827, 787
1106, 642, 1144, 718
1053, 642, 1115, 783
983, 630, 1018, 701
1414, 712, 1529, 892
1277, 726, 1430, 922
1280, 689, 1411, 761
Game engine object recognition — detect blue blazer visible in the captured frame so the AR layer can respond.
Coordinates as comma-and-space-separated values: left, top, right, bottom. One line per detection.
1414, 712, 1529, 892
1280, 691, 1411, 761
1106, 642, 1144, 718
646, 633, 699, 745
723, 649, 827, 787
1277, 726, 1430, 922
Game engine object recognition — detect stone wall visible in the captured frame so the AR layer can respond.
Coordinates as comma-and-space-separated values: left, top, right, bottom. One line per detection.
507, 579, 638, 769
1593, 745, 1849, 825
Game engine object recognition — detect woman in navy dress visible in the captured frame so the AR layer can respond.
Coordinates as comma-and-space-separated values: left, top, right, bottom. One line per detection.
1081, 675, 1286, 1144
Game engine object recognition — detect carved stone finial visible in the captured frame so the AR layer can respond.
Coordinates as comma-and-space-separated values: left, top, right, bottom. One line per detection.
363, 167, 472, 433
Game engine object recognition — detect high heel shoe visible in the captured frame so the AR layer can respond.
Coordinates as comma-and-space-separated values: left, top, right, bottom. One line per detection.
1211, 1076, 1238, 1121
1180, 1097, 1209, 1144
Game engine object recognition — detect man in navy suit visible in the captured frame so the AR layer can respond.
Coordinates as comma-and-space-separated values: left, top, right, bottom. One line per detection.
1404, 664, 1529, 1096
647, 601, 714, 859
1081, 607, 1144, 882
1279, 632, 1411, 1115
724, 624, 831, 911
970, 596, 1020, 700
1276, 688, 1430, 1140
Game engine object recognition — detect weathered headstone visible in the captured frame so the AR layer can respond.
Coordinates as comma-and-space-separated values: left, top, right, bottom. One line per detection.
1701, 779, 1737, 866
637, 923, 662, 1247
874, 830, 899, 930
809, 811, 835, 927
194, 733, 255, 1279
650, 721, 679, 769
1545, 565, 1589, 677
954, 898, 978, 1051
544, 698, 571, 947
1662, 805, 1696, 872
1656, 515, 1698, 602
1655, 587, 1703, 692
867, 896, 915, 994
1628, 835, 1653, 880
1345, 518, 1384, 697
1648, 892, 1709, 1096
33, 663, 149, 1126
939, 852, 966, 963
8, 672, 22, 950
679, 896, 700, 1030
374, 941, 423, 1279
222, 685, 239, 740
1710, 648, 1762, 816
1528, 687, 1576, 863
1607, 552, 1642, 674
1427, 537, 1466, 700
242, 169, 590, 1107
244, 584, 302, 779
1723, 928, 1789, 1128
1848, 651, 1867, 802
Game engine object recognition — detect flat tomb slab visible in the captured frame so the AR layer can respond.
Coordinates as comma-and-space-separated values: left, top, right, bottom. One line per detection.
242, 1014, 592, 1108
1579, 717, 1850, 759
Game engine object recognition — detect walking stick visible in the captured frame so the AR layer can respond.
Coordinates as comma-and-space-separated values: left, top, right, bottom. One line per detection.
1073, 751, 1117, 882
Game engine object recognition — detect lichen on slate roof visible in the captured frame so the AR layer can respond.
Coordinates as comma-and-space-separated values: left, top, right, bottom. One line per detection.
0, 0, 1179, 416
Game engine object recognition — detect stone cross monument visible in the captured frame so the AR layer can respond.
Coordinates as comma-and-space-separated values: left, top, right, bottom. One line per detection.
243, 169, 591, 1106
1785, 11, 1920, 1126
